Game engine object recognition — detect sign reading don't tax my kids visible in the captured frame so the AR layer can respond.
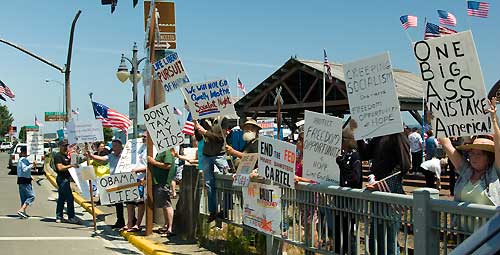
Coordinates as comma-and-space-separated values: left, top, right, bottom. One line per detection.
182, 79, 237, 119
258, 136, 296, 188
303, 110, 341, 184
343, 52, 403, 140
413, 31, 491, 138
143, 102, 183, 153
153, 52, 190, 94
242, 182, 282, 235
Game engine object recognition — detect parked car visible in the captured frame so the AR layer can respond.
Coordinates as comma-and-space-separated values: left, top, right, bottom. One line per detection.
0, 142, 12, 152
8, 143, 45, 175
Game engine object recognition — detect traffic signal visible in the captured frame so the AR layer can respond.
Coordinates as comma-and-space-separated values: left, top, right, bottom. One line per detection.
101, 0, 139, 14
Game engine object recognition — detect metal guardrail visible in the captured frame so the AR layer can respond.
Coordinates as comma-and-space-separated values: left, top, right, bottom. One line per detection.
199, 174, 497, 255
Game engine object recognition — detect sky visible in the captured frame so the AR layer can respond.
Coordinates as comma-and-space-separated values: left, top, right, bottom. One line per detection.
0, 0, 498, 136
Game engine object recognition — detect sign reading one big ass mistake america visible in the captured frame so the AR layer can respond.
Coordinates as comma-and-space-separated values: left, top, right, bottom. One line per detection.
153, 52, 190, 94
258, 136, 296, 189
182, 79, 237, 119
414, 31, 491, 138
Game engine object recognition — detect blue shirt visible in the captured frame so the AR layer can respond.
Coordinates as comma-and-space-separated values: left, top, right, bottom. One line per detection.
17, 157, 33, 179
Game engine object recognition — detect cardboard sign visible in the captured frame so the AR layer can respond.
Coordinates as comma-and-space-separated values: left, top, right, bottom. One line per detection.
96, 172, 140, 205
68, 162, 98, 201
182, 79, 237, 119
242, 182, 282, 235
26, 131, 44, 156
80, 166, 96, 181
303, 111, 341, 183
67, 120, 104, 144
233, 153, 259, 187
143, 102, 183, 153
343, 52, 404, 139
153, 52, 190, 94
258, 136, 296, 188
258, 119, 275, 138
115, 138, 145, 174
413, 31, 491, 138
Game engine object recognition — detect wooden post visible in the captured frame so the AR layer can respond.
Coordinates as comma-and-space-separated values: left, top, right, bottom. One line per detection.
84, 143, 97, 232
173, 164, 200, 239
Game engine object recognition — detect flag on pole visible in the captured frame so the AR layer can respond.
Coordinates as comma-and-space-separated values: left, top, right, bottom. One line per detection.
323, 49, 332, 82
237, 77, 247, 95
467, 1, 489, 18
424, 22, 457, 40
173, 106, 183, 116
437, 10, 457, 26
0, 80, 15, 101
91, 101, 132, 131
71, 109, 80, 115
181, 113, 195, 136
35, 116, 44, 127
400, 15, 418, 30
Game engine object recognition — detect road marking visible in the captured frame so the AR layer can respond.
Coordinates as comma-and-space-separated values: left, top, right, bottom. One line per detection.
0, 237, 95, 241
0, 216, 45, 220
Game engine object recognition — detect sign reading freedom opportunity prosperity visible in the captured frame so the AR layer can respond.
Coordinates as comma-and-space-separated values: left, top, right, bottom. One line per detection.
413, 31, 491, 138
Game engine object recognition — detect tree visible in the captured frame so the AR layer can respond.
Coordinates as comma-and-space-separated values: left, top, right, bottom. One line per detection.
0, 105, 14, 137
18, 126, 26, 143
103, 127, 113, 142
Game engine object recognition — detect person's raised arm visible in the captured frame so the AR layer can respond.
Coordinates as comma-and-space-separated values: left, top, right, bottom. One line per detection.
488, 97, 500, 171
147, 155, 171, 170
438, 137, 464, 172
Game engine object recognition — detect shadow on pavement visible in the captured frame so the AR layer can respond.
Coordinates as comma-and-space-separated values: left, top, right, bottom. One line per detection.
104, 246, 141, 254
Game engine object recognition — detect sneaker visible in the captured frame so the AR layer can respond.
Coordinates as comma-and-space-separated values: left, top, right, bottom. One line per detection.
55, 218, 63, 223
17, 211, 28, 219
67, 217, 80, 224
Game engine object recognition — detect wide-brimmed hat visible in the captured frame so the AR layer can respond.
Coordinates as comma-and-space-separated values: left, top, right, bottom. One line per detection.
457, 138, 495, 153
242, 119, 262, 130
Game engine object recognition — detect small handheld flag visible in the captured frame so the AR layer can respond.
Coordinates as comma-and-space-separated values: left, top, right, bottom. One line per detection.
237, 77, 247, 95
437, 10, 457, 27
424, 23, 456, 40
400, 15, 418, 30
467, 1, 489, 18
182, 113, 195, 136
173, 107, 183, 116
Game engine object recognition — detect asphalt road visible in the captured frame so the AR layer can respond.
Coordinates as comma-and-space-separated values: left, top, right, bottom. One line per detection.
0, 152, 142, 255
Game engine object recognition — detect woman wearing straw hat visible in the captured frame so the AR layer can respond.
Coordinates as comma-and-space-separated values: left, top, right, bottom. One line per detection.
439, 97, 500, 206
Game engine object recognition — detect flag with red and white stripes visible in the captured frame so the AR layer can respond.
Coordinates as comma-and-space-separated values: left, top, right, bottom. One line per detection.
181, 113, 195, 136
438, 10, 457, 27
173, 107, 183, 116
35, 115, 44, 127
467, 1, 489, 18
91, 101, 131, 131
323, 49, 333, 82
400, 15, 418, 30
0, 80, 15, 101
237, 77, 247, 95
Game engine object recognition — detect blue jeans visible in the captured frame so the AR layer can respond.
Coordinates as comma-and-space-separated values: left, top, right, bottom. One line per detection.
369, 219, 400, 255
18, 184, 35, 206
56, 177, 75, 219
202, 154, 229, 214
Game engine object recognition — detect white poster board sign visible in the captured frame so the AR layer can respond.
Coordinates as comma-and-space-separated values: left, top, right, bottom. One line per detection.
242, 182, 282, 235
67, 120, 104, 144
182, 79, 237, 119
258, 136, 296, 188
413, 31, 491, 138
96, 172, 140, 205
115, 138, 145, 174
258, 119, 275, 138
303, 111, 341, 183
233, 153, 259, 187
343, 52, 403, 139
26, 131, 44, 156
68, 162, 98, 201
153, 52, 190, 94
143, 102, 183, 153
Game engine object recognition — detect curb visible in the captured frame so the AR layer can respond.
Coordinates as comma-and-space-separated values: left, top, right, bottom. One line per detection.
121, 231, 172, 255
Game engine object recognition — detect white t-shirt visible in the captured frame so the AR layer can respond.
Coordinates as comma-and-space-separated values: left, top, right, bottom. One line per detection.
420, 158, 441, 179
408, 132, 423, 153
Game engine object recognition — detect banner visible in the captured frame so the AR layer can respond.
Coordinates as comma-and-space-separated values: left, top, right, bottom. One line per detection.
258, 136, 296, 188
242, 182, 282, 235
143, 102, 183, 153
153, 52, 190, 94
303, 111, 341, 183
233, 153, 259, 187
413, 31, 491, 138
67, 120, 104, 144
96, 172, 140, 205
182, 79, 237, 119
343, 52, 403, 139
26, 131, 44, 156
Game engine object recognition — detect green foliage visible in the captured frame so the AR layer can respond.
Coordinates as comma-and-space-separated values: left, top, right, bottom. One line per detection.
103, 127, 113, 142
18, 126, 26, 143
0, 105, 14, 136
224, 225, 251, 255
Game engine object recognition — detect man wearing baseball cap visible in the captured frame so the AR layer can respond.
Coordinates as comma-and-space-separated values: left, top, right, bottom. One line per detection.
53, 140, 79, 224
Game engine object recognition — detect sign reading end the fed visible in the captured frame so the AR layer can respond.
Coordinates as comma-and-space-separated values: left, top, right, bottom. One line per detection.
258, 136, 296, 189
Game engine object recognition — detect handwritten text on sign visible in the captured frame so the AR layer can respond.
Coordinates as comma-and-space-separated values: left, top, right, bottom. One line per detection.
303, 111, 341, 183
115, 138, 144, 174
182, 79, 237, 119
153, 52, 190, 94
258, 136, 296, 188
233, 153, 259, 187
242, 182, 282, 235
413, 31, 491, 138
343, 52, 403, 139
96, 172, 139, 205
26, 131, 44, 156
143, 102, 183, 153
67, 120, 104, 145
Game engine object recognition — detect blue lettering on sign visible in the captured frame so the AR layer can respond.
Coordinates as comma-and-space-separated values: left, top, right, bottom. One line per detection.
160, 52, 179, 65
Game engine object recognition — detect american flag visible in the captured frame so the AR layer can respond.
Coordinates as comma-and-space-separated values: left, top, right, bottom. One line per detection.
323, 49, 332, 82
237, 77, 247, 95
467, 1, 489, 18
173, 107, 183, 116
35, 116, 44, 127
376, 179, 391, 192
71, 109, 80, 115
92, 101, 132, 131
438, 10, 457, 27
424, 23, 457, 40
181, 113, 195, 136
400, 15, 418, 30
0, 80, 15, 100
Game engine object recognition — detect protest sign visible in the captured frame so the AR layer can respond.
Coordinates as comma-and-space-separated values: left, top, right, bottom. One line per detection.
26, 131, 44, 156
413, 31, 491, 138
115, 138, 145, 174
343, 52, 403, 139
68, 162, 98, 201
96, 172, 140, 205
303, 111, 341, 183
258, 136, 296, 188
182, 79, 237, 119
233, 153, 259, 187
258, 119, 275, 137
242, 182, 282, 235
80, 166, 96, 181
153, 52, 190, 94
143, 102, 183, 153
67, 120, 104, 145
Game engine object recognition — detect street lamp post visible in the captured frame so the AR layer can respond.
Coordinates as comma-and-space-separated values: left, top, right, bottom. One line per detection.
116, 42, 146, 140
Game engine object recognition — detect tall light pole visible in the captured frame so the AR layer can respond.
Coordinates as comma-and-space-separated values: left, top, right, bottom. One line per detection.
116, 42, 146, 139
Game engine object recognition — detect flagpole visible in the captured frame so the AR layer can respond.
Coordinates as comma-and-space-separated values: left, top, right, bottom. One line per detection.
322, 58, 326, 114
423, 17, 428, 40
465, 0, 472, 30
236, 74, 240, 127
404, 30, 413, 45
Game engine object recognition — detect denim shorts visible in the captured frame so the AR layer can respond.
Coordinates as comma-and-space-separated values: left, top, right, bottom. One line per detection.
18, 183, 35, 206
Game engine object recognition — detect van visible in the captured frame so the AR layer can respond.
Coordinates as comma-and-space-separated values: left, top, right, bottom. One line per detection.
8, 143, 45, 174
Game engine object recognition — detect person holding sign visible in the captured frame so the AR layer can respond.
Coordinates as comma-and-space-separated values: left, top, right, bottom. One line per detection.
226, 119, 260, 163
53, 140, 80, 224
439, 97, 500, 206
16, 147, 36, 218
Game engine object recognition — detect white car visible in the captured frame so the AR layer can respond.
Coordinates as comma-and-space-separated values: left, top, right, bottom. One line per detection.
8, 143, 45, 174
0, 142, 12, 152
